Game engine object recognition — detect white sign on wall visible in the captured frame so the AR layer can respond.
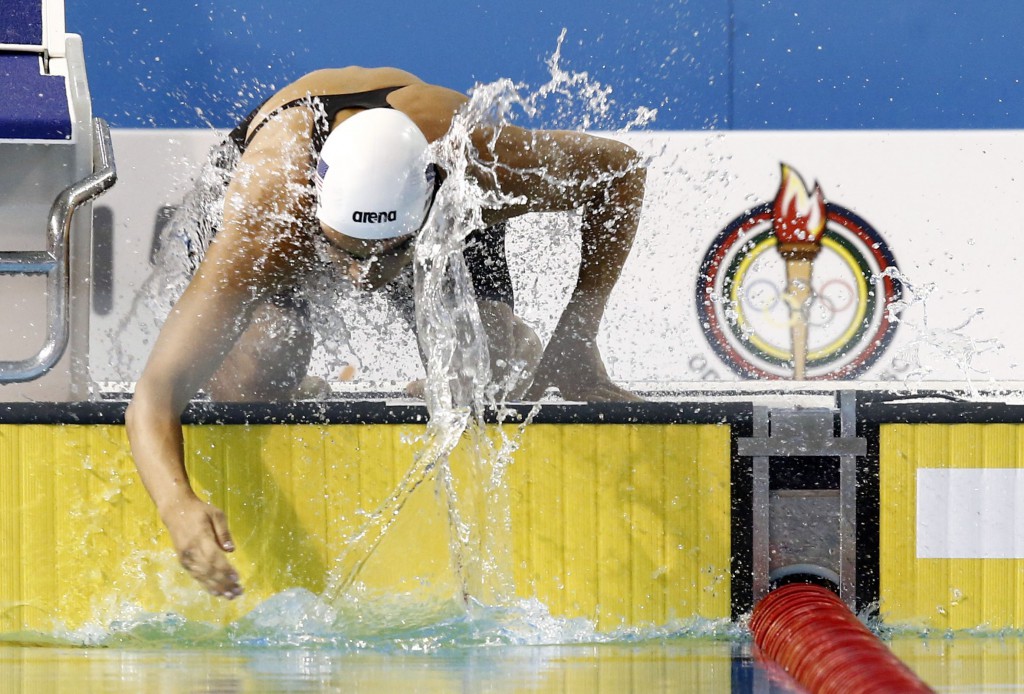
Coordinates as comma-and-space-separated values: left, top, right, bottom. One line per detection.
90, 129, 1024, 394
918, 468, 1024, 559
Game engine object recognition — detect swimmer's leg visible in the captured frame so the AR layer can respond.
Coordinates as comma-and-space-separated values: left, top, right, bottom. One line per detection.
205, 296, 315, 402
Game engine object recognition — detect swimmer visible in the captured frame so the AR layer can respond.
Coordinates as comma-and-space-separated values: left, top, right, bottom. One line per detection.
125, 66, 647, 598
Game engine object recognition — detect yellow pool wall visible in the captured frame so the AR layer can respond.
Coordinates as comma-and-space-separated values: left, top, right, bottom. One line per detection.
0, 422, 732, 634
880, 423, 1024, 630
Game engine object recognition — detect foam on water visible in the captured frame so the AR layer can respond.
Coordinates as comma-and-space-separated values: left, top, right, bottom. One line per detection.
12, 588, 740, 650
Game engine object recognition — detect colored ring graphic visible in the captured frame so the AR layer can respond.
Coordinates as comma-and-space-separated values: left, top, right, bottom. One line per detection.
696, 202, 902, 380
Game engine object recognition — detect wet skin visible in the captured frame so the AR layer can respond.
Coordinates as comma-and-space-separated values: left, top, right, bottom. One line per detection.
125, 66, 647, 598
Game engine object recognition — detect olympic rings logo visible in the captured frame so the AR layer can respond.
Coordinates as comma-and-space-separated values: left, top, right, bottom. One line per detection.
741, 276, 856, 327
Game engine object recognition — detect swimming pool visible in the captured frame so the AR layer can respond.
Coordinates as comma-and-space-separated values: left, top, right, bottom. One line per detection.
2, 633, 1021, 692
4, 397, 1024, 692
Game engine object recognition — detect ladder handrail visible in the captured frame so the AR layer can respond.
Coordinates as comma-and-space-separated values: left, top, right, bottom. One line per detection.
0, 117, 117, 383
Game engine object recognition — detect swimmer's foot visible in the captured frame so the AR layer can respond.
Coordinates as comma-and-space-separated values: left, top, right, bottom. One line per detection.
293, 375, 332, 400
405, 379, 425, 399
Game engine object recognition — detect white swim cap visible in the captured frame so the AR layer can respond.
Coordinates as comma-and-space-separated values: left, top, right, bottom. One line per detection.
315, 109, 436, 240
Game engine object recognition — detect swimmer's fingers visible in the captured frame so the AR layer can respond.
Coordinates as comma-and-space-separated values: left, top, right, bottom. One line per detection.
209, 506, 236, 553
179, 544, 243, 600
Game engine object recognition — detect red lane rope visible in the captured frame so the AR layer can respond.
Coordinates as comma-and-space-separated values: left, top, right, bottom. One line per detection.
750, 584, 933, 694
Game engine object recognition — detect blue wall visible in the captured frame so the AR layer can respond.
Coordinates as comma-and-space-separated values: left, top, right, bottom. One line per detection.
65, 1, 1024, 130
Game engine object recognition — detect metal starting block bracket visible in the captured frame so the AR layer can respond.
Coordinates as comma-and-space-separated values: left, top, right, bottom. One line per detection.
737, 391, 866, 609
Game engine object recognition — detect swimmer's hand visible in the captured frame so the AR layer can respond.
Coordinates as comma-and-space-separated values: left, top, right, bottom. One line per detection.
527, 331, 643, 403
162, 498, 243, 599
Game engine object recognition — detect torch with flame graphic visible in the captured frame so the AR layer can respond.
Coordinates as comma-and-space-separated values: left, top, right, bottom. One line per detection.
772, 164, 827, 380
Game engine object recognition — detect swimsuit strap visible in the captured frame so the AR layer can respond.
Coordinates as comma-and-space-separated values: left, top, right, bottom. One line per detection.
228, 86, 405, 153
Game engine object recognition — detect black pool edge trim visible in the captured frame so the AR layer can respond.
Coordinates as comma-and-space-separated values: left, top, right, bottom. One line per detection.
857, 420, 881, 617
730, 416, 754, 622
5, 392, 1024, 426
0, 399, 754, 426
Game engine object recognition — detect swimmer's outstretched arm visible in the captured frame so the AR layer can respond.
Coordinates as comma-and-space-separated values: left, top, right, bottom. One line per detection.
126, 114, 315, 598
476, 126, 647, 401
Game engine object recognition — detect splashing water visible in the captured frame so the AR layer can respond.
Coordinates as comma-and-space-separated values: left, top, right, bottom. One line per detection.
311, 78, 531, 610
878, 267, 1003, 393
317, 39, 656, 613
109, 138, 239, 380
537, 29, 659, 132
117, 34, 656, 637
318, 407, 472, 605
21, 587, 739, 651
